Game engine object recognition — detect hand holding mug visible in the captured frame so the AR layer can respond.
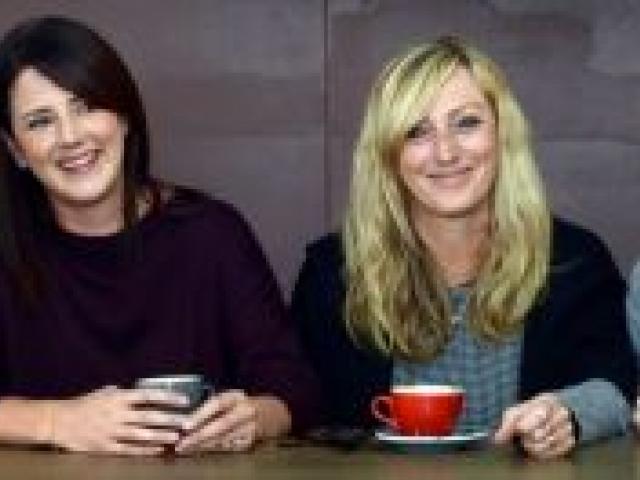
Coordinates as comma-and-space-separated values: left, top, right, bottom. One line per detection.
176, 389, 259, 454
49, 385, 189, 455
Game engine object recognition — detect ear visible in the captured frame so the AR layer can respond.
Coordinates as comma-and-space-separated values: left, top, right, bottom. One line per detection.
0, 130, 28, 169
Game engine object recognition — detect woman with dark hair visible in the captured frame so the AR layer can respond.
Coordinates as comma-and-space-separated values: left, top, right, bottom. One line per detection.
0, 16, 319, 455
291, 37, 635, 459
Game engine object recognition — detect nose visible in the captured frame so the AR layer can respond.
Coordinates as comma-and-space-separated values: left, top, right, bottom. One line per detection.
56, 113, 81, 146
434, 131, 458, 165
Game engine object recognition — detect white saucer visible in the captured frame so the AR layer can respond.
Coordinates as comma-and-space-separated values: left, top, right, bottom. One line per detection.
375, 430, 489, 453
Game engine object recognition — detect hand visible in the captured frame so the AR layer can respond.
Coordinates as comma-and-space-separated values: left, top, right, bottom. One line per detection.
51, 385, 189, 455
493, 393, 577, 460
176, 390, 259, 454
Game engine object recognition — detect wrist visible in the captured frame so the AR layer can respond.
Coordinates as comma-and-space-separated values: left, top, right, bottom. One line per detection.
36, 400, 57, 446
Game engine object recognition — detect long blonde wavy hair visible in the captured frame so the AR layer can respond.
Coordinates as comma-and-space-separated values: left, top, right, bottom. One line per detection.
343, 36, 551, 361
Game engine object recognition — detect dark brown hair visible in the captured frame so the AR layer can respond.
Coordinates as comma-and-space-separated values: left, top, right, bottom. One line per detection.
0, 16, 151, 304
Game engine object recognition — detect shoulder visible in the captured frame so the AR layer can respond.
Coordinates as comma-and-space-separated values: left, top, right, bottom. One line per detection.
533, 217, 625, 327
298, 233, 345, 289
148, 184, 270, 270
166, 186, 251, 227
305, 233, 343, 267
291, 233, 345, 312
550, 217, 618, 274
535, 217, 625, 325
160, 185, 259, 244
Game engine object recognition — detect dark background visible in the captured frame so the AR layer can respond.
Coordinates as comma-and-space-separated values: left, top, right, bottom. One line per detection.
1, 0, 639, 295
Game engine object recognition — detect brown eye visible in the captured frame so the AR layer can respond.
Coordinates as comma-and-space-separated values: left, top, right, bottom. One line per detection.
456, 115, 482, 129
27, 115, 54, 130
406, 122, 433, 140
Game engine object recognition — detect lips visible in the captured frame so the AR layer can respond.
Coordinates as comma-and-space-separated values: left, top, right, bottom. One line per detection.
57, 149, 100, 174
423, 167, 476, 190
427, 167, 473, 179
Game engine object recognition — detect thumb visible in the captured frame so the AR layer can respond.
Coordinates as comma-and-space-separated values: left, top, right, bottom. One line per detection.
493, 405, 523, 444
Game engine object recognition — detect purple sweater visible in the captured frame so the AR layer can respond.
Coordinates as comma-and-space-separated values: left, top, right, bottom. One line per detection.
0, 186, 320, 431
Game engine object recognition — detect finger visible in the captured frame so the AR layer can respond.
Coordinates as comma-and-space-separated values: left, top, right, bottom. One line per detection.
493, 404, 526, 444
179, 421, 257, 454
522, 421, 574, 459
522, 399, 568, 444
178, 400, 256, 452
547, 423, 576, 458
178, 403, 255, 451
185, 390, 247, 431
524, 427, 575, 460
516, 403, 551, 439
545, 405, 571, 433
219, 422, 258, 453
124, 408, 188, 430
113, 425, 181, 446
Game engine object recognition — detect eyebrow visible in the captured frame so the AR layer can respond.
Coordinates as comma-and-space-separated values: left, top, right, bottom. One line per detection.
447, 101, 490, 117
17, 93, 85, 122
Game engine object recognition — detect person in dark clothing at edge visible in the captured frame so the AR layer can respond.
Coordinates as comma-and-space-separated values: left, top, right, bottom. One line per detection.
290, 36, 636, 460
0, 16, 320, 455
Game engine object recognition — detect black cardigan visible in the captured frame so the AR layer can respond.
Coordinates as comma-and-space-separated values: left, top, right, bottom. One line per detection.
290, 218, 636, 428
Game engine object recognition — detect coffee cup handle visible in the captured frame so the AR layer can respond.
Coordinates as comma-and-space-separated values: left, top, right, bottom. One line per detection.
371, 395, 398, 431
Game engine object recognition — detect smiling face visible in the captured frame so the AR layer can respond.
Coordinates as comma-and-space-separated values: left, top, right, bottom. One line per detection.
9, 67, 127, 216
398, 66, 497, 224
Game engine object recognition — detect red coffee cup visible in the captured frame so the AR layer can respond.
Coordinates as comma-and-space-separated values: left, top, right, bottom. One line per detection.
371, 385, 464, 436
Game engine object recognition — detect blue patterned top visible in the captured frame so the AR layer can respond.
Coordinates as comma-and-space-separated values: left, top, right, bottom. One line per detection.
392, 288, 521, 433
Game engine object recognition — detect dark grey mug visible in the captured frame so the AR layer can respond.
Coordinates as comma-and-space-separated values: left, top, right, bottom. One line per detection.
135, 374, 213, 413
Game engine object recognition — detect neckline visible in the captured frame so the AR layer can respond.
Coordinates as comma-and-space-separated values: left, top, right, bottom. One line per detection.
47, 185, 171, 254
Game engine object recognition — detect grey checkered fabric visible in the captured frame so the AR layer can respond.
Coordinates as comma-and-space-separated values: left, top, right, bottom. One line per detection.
393, 287, 521, 434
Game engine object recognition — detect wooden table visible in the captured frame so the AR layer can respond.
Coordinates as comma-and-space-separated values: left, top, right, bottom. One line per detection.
0, 436, 637, 480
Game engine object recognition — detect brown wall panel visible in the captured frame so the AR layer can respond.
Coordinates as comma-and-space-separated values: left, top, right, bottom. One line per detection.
1, 0, 639, 296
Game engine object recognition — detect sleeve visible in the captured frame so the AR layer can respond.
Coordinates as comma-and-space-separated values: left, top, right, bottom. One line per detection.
556, 379, 631, 444
213, 207, 322, 433
289, 242, 335, 425
551, 228, 637, 407
626, 261, 640, 359
289, 237, 390, 428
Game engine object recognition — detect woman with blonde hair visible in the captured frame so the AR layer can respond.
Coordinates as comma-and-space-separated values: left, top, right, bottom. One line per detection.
291, 36, 635, 459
